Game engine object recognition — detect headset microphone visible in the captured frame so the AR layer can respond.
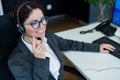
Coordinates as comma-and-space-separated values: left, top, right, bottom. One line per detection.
36, 37, 41, 40
23, 33, 41, 40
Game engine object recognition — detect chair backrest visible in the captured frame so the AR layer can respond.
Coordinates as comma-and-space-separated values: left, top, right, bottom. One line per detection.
0, 13, 20, 80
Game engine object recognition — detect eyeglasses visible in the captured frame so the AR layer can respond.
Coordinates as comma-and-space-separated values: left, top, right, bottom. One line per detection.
24, 17, 48, 30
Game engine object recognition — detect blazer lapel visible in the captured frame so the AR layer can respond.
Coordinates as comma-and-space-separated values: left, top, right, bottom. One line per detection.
18, 38, 34, 64
45, 32, 62, 63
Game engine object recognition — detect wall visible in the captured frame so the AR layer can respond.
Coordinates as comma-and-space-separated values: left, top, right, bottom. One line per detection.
1, 0, 111, 23
65, 0, 90, 23
1, 0, 66, 17
66, 0, 111, 23
89, 4, 111, 23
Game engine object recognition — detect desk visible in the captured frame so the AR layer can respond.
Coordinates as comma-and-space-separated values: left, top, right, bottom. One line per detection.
55, 22, 120, 80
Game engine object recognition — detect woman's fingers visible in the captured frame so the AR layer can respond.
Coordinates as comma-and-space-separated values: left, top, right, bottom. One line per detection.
100, 44, 116, 53
32, 36, 36, 53
32, 37, 46, 59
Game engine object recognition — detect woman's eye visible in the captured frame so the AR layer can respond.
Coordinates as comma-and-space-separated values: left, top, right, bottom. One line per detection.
30, 21, 38, 25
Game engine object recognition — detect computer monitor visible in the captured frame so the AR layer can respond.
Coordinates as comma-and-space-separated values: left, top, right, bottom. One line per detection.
110, 0, 120, 37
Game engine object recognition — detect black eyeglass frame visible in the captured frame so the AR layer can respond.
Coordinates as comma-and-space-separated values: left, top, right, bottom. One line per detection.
24, 16, 48, 30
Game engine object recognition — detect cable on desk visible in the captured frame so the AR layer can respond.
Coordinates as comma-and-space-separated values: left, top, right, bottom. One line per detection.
83, 67, 120, 72
80, 28, 95, 34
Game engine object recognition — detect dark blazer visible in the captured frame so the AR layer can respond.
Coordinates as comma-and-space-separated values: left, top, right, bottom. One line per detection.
8, 31, 100, 80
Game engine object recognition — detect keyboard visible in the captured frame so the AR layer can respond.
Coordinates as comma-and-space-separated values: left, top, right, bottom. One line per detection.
92, 37, 120, 59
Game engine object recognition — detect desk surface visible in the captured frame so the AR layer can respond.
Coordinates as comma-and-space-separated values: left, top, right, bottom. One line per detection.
56, 22, 120, 80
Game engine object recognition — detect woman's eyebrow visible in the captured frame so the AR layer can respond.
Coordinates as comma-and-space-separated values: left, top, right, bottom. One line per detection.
29, 16, 44, 22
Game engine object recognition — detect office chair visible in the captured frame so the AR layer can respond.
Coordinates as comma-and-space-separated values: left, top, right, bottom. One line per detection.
0, 13, 20, 80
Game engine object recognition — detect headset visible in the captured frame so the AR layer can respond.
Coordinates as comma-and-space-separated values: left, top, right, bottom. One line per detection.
17, 1, 32, 33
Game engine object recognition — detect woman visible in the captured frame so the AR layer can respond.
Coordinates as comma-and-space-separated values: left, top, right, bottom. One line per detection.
8, 1, 115, 80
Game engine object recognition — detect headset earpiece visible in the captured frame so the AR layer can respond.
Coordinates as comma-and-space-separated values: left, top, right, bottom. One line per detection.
18, 25, 24, 33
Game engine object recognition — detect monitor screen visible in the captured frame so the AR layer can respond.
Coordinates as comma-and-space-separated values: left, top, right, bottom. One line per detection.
111, 0, 120, 37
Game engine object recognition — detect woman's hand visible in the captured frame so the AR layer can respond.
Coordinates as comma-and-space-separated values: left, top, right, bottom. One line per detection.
100, 44, 116, 53
32, 36, 46, 59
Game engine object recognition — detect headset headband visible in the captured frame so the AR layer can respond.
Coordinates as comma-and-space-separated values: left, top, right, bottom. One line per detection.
16, 1, 31, 25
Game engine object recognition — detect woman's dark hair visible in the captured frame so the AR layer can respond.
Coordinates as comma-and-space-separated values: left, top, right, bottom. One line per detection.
12, 1, 44, 25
